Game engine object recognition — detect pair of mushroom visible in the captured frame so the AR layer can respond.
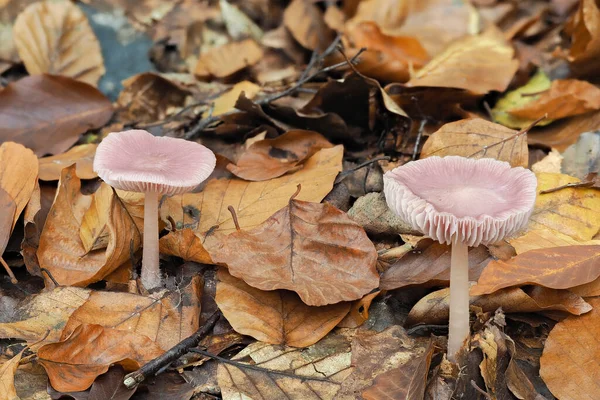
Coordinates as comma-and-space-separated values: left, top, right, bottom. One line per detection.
384, 156, 537, 361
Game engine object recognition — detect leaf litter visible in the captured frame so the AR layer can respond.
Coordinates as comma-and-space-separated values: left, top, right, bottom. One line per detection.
0, 0, 600, 398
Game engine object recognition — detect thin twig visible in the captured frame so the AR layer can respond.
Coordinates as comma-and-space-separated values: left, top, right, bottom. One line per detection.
189, 348, 336, 383
0, 257, 17, 284
40, 268, 60, 287
540, 173, 598, 194
123, 311, 220, 388
470, 380, 492, 399
227, 206, 241, 231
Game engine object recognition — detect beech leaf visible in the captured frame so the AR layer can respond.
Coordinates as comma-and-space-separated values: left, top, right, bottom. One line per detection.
0, 350, 24, 400
38, 144, 97, 181
283, 0, 334, 51
159, 229, 213, 264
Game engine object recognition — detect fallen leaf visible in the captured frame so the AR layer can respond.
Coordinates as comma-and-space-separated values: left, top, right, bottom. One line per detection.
22, 182, 56, 277
38, 166, 141, 287
562, 132, 600, 180
380, 240, 491, 290
79, 183, 112, 253
492, 69, 552, 129
47, 365, 137, 400
337, 291, 380, 329
210, 192, 379, 306
219, 0, 263, 41
283, 0, 334, 51
407, 286, 591, 326
471, 245, 600, 295
347, 192, 417, 236
217, 334, 352, 400
38, 324, 164, 393
341, 21, 429, 82
565, 0, 600, 76
61, 277, 202, 351
227, 130, 333, 181
159, 229, 213, 264
210, 81, 261, 117
509, 227, 600, 254
524, 173, 600, 242
0, 350, 24, 400
362, 341, 434, 400
194, 39, 264, 79
38, 144, 97, 181
0, 287, 90, 343
13, 1, 105, 86
527, 109, 600, 151
540, 297, 600, 399
216, 269, 350, 347
117, 73, 191, 123
0, 75, 113, 156
420, 118, 529, 167
406, 29, 519, 95
0, 142, 38, 230
0, 188, 16, 257
138, 146, 343, 241
531, 149, 563, 174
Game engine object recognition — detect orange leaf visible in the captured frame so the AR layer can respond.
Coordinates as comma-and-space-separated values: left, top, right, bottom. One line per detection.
209, 195, 379, 306
471, 245, 600, 295
159, 229, 213, 264
216, 269, 350, 347
227, 130, 333, 181
38, 144, 97, 181
194, 39, 264, 79
337, 291, 380, 329
540, 297, 600, 399
565, 0, 600, 76
283, 0, 334, 51
38, 324, 163, 392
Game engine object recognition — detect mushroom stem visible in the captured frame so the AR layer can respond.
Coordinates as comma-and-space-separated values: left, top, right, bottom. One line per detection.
141, 191, 161, 289
447, 238, 470, 362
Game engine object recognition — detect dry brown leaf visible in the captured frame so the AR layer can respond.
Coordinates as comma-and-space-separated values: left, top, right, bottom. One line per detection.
62, 277, 202, 351
0, 287, 90, 343
216, 269, 350, 347
210, 193, 379, 306
337, 291, 380, 329
218, 335, 353, 400
565, 0, 600, 76
0, 349, 23, 400
0, 142, 38, 230
406, 29, 519, 95
420, 118, 529, 167
159, 229, 213, 264
407, 286, 591, 326
227, 130, 333, 181
528, 109, 600, 151
38, 323, 164, 392
117, 73, 191, 123
380, 239, 491, 290
471, 245, 600, 295
540, 297, 600, 399
38, 144, 97, 181
342, 21, 429, 82
195, 39, 264, 79
127, 146, 343, 242
0, 75, 113, 156
283, 0, 334, 51
13, 1, 104, 86
38, 166, 141, 287
79, 183, 111, 254
22, 182, 56, 277
510, 227, 600, 254
0, 188, 15, 259
507, 79, 600, 121
362, 341, 434, 400
210, 81, 261, 117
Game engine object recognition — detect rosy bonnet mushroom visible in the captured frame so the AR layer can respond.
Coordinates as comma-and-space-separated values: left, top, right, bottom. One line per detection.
383, 156, 536, 362
93, 129, 216, 290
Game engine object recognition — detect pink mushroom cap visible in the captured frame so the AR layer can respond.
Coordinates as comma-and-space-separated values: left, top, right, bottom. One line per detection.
93, 129, 216, 195
383, 156, 537, 247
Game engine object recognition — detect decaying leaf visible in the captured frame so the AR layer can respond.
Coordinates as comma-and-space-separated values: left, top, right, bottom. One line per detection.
38, 324, 164, 392
380, 239, 491, 290
283, 0, 334, 51
219, 0, 263, 41
210, 191, 379, 306
0, 349, 24, 400
472, 245, 600, 295
216, 269, 350, 347
38, 166, 141, 286
347, 192, 417, 237
0, 75, 113, 156
0, 142, 38, 231
61, 277, 202, 351
420, 118, 529, 167
227, 130, 333, 181
527, 109, 600, 152
540, 297, 600, 399
13, 1, 105, 86
565, 0, 600, 76
210, 80, 261, 117
159, 229, 213, 264
407, 286, 591, 326
79, 183, 112, 253
0, 188, 16, 262
406, 29, 519, 95
337, 291, 380, 329
0, 287, 90, 343
362, 341, 434, 400
38, 144, 97, 181
217, 334, 352, 400
195, 39, 264, 79
510, 227, 600, 255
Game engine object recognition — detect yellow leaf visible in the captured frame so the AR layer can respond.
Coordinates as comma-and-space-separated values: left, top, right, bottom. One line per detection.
210, 81, 261, 117
510, 227, 600, 255
38, 144, 97, 181
492, 70, 552, 129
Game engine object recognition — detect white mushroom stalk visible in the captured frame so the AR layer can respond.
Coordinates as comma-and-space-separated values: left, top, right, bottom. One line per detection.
383, 156, 537, 362
93, 129, 216, 290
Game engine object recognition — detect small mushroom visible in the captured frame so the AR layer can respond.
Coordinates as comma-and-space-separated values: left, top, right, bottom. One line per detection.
93, 129, 216, 289
383, 156, 536, 362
